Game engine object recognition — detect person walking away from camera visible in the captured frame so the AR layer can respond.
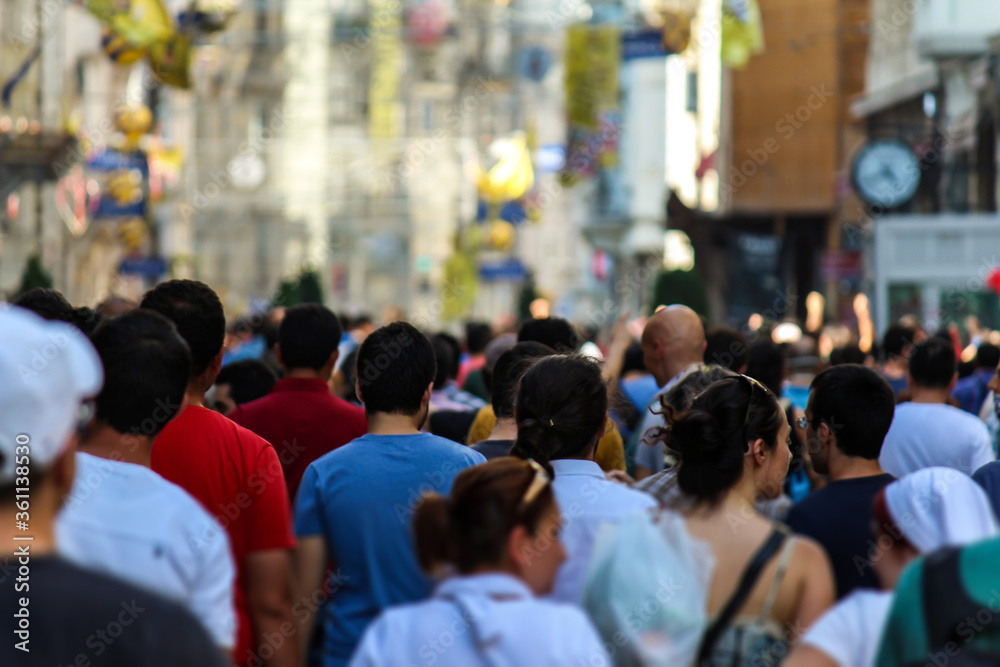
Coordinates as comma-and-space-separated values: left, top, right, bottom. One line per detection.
471, 342, 553, 461
786, 468, 998, 667
634, 305, 706, 480
294, 323, 486, 667
879, 338, 993, 478
142, 280, 298, 667
510, 355, 656, 604
57, 310, 236, 653
350, 458, 609, 666
659, 375, 834, 665
0, 307, 227, 667
229, 304, 367, 502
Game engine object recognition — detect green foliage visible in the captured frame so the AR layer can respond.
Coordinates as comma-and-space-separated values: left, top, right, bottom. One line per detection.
16, 254, 53, 298
273, 267, 324, 307
651, 268, 709, 317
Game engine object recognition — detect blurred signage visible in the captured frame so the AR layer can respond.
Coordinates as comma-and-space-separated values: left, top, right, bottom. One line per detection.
822, 249, 862, 281
564, 25, 621, 178
516, 46, 553, 82
119, 255, 167, 278
622, 29, 668, 60
87, 148, 149, 219
368, 0, 402, 141
479, 258, 527, 282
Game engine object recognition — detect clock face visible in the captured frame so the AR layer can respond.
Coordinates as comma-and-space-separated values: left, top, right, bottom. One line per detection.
852, 140, 921, 208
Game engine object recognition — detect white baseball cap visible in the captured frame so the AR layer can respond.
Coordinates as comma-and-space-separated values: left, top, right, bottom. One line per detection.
0, 305, 103, 485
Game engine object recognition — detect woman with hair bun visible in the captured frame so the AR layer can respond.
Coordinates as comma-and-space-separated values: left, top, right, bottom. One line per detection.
349, 458, 610, 666
659, 375, 835, 666
509, 354, 657, 604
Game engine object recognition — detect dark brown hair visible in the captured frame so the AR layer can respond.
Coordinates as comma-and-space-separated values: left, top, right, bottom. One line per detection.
659, 376, 785, 503
509, 355, 607, 475
413, 458, 555, 576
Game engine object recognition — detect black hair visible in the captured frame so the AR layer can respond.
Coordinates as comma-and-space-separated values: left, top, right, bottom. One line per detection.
662, 365, 739, 412
908, 337, 956, 389
339, 346, 361, 404
977, 343, 1000, 370
492, 342, 555, 419
661, 375, 785, 503
745, 342, 786, 397
414, 458, 556, 576
509, 355, 607, 475
356, 322, 436, 415
882, 323, 917, 360
89, 309, 191, 438
435, 333, 462, 380
278, 304, 343, 371
621, 342, 646, 375
353, 314, 373, 328
431, 335, 456, 389
465, 322, 492, 355
139, 279, 226, 377
830, 344, 867, 366
70, 307, 103, 336
705, 326, 749, 373
15, 288, 75, 324
517, 317, 580, 354
215, 359, 278, 405
809, 364, 895, 459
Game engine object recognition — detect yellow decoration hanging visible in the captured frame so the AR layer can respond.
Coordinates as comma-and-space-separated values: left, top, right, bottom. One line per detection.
478, 133, 535, 204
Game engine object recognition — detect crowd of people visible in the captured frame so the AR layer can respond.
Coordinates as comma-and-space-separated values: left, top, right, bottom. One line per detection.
5, 281, 1000, 666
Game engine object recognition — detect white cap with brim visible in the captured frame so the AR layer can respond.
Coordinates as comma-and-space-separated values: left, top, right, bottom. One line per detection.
0, 305, 103, 485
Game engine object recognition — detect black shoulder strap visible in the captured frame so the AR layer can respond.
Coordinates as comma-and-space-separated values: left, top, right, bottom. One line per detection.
696, 528, 788, 666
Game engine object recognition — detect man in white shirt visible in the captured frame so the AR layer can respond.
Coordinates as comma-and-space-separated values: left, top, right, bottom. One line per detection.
880, 337, 994, 477
633, 305, 706, 479
56, 309, 236, 652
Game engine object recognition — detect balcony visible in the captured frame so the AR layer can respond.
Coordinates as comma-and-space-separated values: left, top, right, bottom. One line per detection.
913, 0, 1000, 57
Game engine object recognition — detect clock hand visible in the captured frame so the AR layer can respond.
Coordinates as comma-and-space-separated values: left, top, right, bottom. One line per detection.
880, 165, 899, 190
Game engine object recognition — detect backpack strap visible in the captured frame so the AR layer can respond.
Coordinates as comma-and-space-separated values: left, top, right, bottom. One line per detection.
696, 528, 788, 666
922, 546, 1000, 648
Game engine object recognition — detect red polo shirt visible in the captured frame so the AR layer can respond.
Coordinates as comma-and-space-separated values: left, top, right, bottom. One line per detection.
151, 404, 295, 666
229, 377, 368, 503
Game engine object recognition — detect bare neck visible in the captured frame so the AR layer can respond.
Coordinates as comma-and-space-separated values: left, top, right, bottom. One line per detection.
908, 386, 951, 404
285, 367, 332, 382
487, 417, 518, 441
366, 412, 423, 436
828, 451, 885, 482
80, 423, 153, 468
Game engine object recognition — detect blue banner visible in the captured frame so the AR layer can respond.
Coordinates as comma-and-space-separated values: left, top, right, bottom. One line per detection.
87, 149, 149, 218
622, 29, 668, 60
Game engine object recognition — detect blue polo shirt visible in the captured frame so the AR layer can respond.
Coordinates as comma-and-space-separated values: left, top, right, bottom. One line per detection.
295, 432, 485, 667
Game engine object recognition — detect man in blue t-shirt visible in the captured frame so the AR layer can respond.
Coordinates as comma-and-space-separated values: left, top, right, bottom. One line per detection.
294, 322, 486, 667
786, 364, 897, 599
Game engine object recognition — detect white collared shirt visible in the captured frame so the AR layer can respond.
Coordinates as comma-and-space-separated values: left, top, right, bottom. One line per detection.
350, 572, 609, 666
56, 452, 236, 649
549, 459, 657, 604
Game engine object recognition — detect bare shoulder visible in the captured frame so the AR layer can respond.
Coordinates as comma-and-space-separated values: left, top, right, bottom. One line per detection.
787, 534, 834, 578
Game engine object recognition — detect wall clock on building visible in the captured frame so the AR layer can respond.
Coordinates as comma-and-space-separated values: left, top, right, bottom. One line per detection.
851, 139, 922, 208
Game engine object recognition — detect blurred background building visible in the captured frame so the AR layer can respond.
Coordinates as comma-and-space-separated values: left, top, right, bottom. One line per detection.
2, 0, 1000, 341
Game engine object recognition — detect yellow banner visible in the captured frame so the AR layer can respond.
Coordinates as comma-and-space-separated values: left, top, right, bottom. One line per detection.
368, 1, 402, 141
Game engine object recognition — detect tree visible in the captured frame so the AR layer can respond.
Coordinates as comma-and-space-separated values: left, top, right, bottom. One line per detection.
272, 267, 324, 307
651, 267, 708, 317
15, 254, 53, 298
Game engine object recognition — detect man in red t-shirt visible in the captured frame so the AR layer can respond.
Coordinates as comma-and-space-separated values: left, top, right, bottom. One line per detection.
142, 280, 299, 667
230, 304, 367, 502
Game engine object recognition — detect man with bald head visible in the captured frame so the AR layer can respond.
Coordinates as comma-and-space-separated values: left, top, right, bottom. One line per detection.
634, 305, 706, 479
